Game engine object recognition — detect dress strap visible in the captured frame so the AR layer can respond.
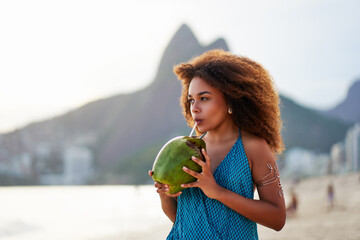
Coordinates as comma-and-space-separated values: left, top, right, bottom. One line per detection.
199, 132, 207, 139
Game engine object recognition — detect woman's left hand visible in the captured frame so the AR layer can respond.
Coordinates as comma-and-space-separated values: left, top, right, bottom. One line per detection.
181, 148, 223, 199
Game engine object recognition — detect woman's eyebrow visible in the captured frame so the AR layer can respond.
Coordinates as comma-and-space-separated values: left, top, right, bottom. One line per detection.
198, 91, 211, 96
188, 91, 212, 98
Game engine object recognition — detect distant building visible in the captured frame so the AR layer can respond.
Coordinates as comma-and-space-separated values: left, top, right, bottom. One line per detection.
34, 143, 52, 174
39, 173, 64, 185
63, 146, 93, 185
281, 147, 330, 179
35, 143, 52, 158
345, 123, 360, 172
0, 152, 33, 178
330, 142, 346, 174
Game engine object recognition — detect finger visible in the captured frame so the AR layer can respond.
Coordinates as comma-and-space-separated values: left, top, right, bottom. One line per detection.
201, 148, 211, 167
155, 182, 169, 190
154, 182, 162, 188
183, 166, 201, 178
191, 156, 206, 167
148, 170, 153, 177
165, 191, 182, 197
156, 184, 170, 193
181, 182, 197, 188
157, 188, 169, 194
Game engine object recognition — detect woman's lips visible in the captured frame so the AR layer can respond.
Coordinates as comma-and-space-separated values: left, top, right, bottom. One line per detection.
194, 119, 203, 124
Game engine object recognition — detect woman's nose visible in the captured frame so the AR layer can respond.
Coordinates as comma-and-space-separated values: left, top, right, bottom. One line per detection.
191, 101, 200, 113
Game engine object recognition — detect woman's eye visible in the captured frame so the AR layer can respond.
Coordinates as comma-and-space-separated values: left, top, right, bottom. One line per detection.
188, 99, 195, 104
201, 97, 208, 101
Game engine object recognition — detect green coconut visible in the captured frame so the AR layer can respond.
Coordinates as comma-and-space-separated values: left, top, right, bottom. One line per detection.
152, 136, 206, 194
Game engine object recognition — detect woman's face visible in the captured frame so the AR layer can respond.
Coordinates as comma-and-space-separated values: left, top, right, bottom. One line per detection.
188, 76, 229, 133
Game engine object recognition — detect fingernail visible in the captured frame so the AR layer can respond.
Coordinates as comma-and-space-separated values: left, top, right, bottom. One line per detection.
183, 166, 188, 170
192, 156, 196, 160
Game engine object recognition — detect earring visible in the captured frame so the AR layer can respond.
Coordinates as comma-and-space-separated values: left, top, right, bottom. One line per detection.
228, 107, 233, 114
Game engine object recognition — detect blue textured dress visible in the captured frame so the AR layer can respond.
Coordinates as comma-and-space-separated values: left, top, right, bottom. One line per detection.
167, 130, 258, 239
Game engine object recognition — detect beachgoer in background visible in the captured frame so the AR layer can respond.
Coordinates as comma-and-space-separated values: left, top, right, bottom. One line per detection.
291, 176, 300, 185
149, 49, 286, 239
327, 182, 335, 210
286, 188, 298, 218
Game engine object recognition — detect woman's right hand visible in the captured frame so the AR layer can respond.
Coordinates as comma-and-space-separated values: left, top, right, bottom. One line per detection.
148, 170, 182, 197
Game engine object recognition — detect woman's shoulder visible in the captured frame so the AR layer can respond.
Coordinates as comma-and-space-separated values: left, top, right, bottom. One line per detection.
241, 130, 274, 167
241, 130, 268, 152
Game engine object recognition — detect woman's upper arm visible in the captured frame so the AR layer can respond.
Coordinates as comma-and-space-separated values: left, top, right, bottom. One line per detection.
248, 138, 285, 208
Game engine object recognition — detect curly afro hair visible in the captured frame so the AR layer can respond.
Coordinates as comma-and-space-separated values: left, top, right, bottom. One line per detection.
173, 49, 284, 154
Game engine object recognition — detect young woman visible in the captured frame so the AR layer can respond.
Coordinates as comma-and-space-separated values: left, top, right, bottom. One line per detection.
149, 49, 286, 239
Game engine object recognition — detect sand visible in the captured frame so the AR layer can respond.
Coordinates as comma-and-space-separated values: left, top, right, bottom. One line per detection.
258, 172, 360, 240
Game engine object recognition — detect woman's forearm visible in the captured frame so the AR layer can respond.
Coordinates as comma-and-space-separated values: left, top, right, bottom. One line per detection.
214, 187, 286, 231
160, 195, 178, 223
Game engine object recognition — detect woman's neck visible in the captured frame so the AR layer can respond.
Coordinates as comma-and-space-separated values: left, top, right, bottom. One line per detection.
204, 118, 239, 144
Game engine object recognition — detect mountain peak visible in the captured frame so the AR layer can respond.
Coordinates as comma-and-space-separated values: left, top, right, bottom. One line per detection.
348, 79, 360, 99
325, 79, 360, 123
173, 24, 198, 43
159, 24, 200, 64
154, 24, 228, 84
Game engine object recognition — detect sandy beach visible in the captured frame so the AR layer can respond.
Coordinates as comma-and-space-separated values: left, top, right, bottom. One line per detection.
258, 172, 360, 240
104, 172, 360, 240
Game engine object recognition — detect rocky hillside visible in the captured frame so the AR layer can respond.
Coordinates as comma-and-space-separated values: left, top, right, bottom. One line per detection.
323, 79, 360, 123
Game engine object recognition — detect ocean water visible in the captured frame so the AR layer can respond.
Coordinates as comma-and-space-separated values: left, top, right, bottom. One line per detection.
0, 185, 171, 240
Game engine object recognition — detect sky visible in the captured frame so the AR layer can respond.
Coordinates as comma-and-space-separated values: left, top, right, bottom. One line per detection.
0, 0, 359, 133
